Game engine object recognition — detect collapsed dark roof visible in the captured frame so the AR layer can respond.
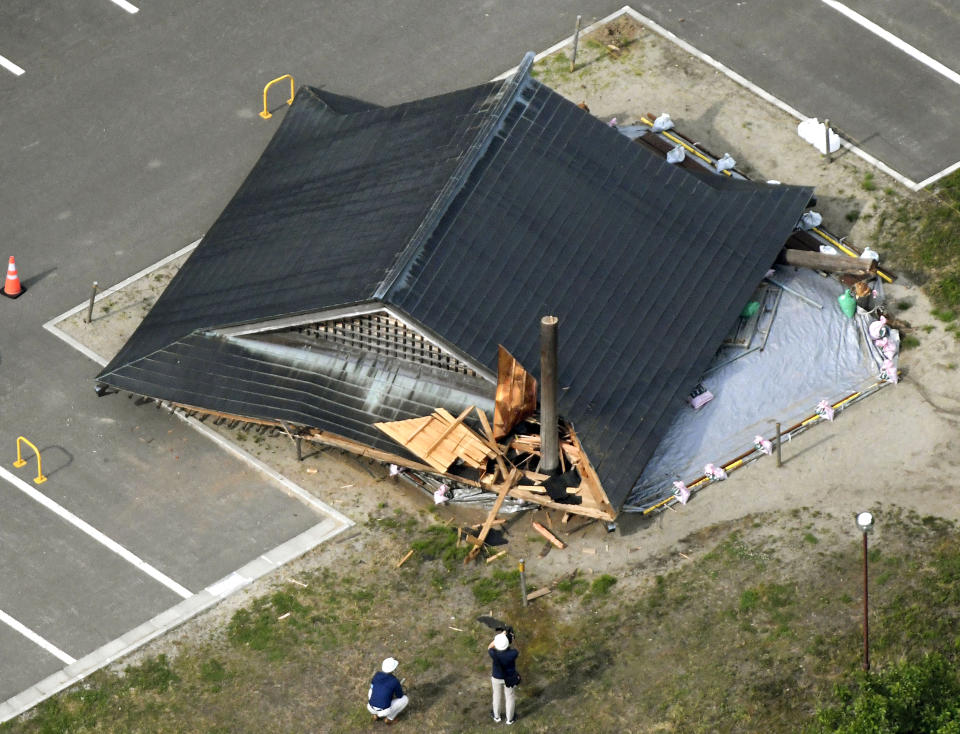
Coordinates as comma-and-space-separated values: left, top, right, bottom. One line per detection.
99, 55, 813, 510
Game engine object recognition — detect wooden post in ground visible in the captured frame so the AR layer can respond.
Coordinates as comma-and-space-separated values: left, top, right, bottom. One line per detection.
85, 282, 98, 323
825, 119, 832, 163
519, 558, 528, 606
776, 422, 782, 468
570, 16, 582, 72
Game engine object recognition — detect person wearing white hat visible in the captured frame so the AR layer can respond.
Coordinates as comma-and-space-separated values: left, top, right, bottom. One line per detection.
488, 631, 520, 724
367, 657, 408, 724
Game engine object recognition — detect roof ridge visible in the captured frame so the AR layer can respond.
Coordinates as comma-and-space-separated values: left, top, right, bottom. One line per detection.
372, 52, 536, 300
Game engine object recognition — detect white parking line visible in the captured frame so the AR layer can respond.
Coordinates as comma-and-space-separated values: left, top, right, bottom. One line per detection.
0, 54, 25, 76
0, 466, 192, 599
108, 0, 139, 13
0, 609, 75, 665
821, 0, 960, 87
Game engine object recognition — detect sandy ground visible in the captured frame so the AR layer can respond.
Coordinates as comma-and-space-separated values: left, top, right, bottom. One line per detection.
55, 11, 960, 666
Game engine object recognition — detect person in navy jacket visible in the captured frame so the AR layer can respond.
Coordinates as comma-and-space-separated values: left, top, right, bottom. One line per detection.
488, 632, 520, 724
367, 657, 409, 724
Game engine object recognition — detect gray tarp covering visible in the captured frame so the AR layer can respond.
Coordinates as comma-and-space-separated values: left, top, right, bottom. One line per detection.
626, 266, 895, 510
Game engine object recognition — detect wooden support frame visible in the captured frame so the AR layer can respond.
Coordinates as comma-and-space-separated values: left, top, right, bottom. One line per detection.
466, 468, 518, 563
425, 405, 474, 456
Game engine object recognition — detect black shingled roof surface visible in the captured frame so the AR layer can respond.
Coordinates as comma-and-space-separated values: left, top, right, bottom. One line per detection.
99, 58, 813, 510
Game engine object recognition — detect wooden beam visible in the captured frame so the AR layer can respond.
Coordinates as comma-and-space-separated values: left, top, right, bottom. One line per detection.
777, 248, 878, 276
425, 405, 474, 456
532, 521, 566, 549
564, 423, 616, 516
475, 406, 511, 480
507, 488, 616, 520
303, 428, 479, 483
406, 416, 434, 443
167, 401, 282, 427
466, 468, 518, 563
486, 550, 508, 564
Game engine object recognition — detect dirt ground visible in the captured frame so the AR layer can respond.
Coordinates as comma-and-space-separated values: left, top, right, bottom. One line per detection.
55, 10, 960, 684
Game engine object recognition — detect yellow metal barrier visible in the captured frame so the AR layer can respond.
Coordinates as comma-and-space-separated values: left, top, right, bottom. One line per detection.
13, 436, 47, 484
260, 74, 295, 119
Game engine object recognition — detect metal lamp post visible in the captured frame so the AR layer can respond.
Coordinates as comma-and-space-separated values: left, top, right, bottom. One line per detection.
856, 511, 874, 671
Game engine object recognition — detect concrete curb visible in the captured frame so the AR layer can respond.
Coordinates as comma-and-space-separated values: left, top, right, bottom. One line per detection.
496, 5, 930, 191
0, 517, 350, 723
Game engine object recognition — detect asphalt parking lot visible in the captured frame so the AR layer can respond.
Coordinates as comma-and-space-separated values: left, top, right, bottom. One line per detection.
1, 0, 958, 721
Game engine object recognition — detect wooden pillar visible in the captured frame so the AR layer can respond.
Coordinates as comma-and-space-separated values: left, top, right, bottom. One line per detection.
540, 315, 559, 474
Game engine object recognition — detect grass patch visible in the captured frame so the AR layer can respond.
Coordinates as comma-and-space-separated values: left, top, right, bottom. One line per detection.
590, 573, 617, 595
471, 569, 520, 603
879, 169, 960, 311
901, 333, 920, 349
8, 510, 960, 733
409, 524, 470, 570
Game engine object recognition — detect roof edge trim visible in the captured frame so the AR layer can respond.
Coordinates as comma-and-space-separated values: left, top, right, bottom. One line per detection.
211, 302, 384, 337
372, 51, 536, 300
207, 302, 497, 385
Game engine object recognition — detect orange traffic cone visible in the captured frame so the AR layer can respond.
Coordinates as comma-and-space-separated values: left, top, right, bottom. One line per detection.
3, 256, 24, 298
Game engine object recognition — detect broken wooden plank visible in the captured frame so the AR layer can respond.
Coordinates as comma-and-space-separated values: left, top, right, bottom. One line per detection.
485, 550, 508, 564
525, 587, 552, 601
532, 521, 566, 549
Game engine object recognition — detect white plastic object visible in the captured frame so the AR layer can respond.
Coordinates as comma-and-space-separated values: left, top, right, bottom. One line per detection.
819, 244, 838, 255
716, 153, 735, 172
799, 211, 823, 230
860, 247, 879, 262
797, 117, 841, 154
666, 145, 685, 164
651, 112, 674, 132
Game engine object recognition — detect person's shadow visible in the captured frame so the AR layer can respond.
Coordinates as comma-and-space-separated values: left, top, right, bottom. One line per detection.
414, 672, 456, 713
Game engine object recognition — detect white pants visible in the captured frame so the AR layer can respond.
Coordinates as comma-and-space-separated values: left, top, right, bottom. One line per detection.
491, 677, 515, 721
367, 694, 409, 721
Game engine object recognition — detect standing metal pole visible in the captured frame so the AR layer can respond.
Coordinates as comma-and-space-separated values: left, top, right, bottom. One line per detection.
775, 422, 782, 468
570, 15, 582, 72
519, 558, 528, 607
85, 281, 98, 323
862, 530, 870, 671
539, 316, 559, 474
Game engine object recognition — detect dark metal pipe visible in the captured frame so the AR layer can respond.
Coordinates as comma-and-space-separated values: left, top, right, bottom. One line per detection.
540, 315, 559, 474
